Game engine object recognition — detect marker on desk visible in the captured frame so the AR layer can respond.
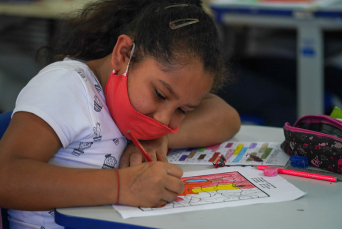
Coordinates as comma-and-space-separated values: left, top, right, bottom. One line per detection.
126, 130, 153, 162
254, 165, 339, 182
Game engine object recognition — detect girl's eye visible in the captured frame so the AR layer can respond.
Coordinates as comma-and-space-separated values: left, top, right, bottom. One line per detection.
155, 90, 166, 100
177, 107, 187, 115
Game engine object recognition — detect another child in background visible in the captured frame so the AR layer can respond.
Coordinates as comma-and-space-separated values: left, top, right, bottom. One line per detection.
0, 0, 240, 228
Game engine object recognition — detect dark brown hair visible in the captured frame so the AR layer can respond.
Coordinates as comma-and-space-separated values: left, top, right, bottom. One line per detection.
48, 0, 228, 91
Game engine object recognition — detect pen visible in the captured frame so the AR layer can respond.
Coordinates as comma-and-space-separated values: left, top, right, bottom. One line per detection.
126, 130, 153, 162
254, 165, 339, 182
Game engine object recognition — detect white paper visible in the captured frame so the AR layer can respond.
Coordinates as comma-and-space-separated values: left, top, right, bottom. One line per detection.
167, 142, 290, 166
113, 167, 305, 219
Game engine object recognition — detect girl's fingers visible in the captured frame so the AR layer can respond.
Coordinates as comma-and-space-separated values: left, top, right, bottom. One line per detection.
165, 163, 184, 178
156, 153, 168, 162
129, 153, 143, 167
119, 153, 130, 168
164, 172, 185, 195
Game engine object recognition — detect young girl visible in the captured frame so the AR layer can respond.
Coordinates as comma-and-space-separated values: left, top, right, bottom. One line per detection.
0, 0, 240, 228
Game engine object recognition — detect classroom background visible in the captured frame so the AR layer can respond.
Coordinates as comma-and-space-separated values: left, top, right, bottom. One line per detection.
1, 0, 342, 127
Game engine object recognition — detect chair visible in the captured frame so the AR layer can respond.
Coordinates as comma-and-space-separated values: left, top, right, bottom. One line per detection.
0, 111, 12, 139
0, 111, 12, 229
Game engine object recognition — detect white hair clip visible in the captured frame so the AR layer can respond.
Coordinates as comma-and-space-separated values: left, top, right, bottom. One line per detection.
169, 18, 199, 30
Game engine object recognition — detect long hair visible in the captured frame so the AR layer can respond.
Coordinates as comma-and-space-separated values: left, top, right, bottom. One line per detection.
46, 0, 229, 91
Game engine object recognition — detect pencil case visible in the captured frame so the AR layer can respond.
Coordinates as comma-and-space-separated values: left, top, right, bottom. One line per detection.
281, 115, 342, 174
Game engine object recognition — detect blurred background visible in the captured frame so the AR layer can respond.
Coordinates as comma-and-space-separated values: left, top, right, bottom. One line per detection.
0, 0, 342, 127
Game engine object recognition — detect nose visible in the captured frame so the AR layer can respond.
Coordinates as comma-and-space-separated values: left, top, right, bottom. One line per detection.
152, 110, 173, 127
153, 109, 184, 130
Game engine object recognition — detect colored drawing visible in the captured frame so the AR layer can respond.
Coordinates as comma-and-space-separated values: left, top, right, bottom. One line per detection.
113, 167, 305, 219
226, 142, 233, 148
258, 143, 268, 153
249, 143, 257, 149
261, 148, 273, 159
198, 154, 206, 160
209, 152, 220, 162
233, 144, 244, 155
179, 155, 188, 161
167, 142, 290, 166
139, 171, 268, 211
225, 149, 234, 159
232, 147, 248, 162
188, 152, 196, 158
211, 144, 221, 152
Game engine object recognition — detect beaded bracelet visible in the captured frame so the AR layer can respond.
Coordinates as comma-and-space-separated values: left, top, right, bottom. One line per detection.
114, 168, 120, 205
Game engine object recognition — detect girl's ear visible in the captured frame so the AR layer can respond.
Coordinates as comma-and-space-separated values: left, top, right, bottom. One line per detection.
110, 35, 134, 74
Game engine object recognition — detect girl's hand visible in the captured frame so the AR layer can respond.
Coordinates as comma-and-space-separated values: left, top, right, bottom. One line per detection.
119, 161, 184, 207
120, 136, 169, 168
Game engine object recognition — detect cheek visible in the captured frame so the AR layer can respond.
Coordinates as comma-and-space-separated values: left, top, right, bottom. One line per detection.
127, 81, 153, 115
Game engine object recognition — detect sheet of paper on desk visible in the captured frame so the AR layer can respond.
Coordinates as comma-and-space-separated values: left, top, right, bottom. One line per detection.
113, 167, 305, 219
167, 142, 290, 166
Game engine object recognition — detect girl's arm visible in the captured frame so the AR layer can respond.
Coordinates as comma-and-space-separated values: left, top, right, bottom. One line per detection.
120, 94, 240, 168
0, 112, 183, 210
167, 93, 241, 148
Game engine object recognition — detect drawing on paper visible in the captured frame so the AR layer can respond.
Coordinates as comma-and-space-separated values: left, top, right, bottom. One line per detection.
139, 171, 269, 211
167, 142, 290, 166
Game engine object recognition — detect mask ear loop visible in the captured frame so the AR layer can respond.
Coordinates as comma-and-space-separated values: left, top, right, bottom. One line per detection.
123, 42, 136, 77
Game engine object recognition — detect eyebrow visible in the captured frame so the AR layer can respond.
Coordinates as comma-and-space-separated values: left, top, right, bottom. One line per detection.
158, 79, 199, 109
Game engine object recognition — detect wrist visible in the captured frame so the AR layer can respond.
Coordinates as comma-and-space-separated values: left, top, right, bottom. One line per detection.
114, 168, 120, 205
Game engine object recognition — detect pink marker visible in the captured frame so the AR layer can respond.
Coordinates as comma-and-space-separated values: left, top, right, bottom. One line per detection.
255, 165, 339, 182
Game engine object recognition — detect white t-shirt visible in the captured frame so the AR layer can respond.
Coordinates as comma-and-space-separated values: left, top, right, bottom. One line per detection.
8, 58, 127, 228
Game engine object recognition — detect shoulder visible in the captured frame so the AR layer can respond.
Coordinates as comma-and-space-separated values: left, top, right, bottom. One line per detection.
13, 59, 104, 148
36, 59, 94, 83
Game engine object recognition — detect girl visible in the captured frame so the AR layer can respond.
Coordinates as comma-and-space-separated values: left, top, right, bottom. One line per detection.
0, 0, 240, 228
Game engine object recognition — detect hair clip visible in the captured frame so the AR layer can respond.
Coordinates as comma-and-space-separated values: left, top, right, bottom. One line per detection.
165, 4, 188, 9
169, 18, 199, 30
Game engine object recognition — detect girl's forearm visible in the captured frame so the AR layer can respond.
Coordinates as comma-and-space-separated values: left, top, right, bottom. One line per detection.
0, 159, 118, 210
167, 94, 241, 149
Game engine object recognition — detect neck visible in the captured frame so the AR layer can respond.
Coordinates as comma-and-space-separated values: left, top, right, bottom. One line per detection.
85, 55, 112, 90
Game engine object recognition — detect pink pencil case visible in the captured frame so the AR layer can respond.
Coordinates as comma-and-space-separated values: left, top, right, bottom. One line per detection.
281, 115, 342, 174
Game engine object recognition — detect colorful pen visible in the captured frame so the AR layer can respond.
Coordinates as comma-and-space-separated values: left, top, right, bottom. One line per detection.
255, 165, 339, 182
126, 130, 153, 162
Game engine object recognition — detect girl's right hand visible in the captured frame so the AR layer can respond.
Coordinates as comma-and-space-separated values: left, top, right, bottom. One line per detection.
118, 161, 184, 207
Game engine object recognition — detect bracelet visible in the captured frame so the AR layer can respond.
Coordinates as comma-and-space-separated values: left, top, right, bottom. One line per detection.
114, 168, 120, 205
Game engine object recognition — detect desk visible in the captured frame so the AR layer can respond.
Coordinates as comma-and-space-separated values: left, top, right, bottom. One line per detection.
55, 125, 342, 229
210, 1, 342, 118
0, 0, 96, 19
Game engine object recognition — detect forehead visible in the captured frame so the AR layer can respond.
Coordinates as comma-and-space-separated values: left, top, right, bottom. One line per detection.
132, 58, 213, 101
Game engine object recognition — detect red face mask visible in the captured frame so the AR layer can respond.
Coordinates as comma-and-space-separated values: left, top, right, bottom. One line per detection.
104, 43, 179, 140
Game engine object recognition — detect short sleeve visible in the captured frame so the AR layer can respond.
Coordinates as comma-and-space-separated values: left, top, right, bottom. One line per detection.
13, 66, 95, 148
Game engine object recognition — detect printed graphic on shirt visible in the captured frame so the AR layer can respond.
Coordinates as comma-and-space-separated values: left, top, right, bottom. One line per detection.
48, 210, 54, 217
93, 122, 102, 141
75, 68, 87, 82
95, 84, 102, 93
102, 154, 117, 169
94, 95, 103, 112
72, 142, 93, 156
113, 138, 120, 145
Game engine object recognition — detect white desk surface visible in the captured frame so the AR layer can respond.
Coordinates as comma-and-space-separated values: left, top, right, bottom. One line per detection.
55, 125, 342, 229
0, 0, 96, 19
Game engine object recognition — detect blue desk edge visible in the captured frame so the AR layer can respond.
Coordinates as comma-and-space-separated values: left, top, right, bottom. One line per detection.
54, 208, 153, 229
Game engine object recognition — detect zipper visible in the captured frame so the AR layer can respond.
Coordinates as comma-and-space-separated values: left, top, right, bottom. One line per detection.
284, 122, 342, 142
294, 115, 342, 130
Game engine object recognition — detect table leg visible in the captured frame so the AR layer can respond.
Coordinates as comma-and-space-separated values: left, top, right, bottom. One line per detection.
297, 22, 324, 117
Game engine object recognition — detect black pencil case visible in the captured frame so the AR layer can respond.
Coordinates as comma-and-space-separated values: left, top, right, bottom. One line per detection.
281, 115, 342, 174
